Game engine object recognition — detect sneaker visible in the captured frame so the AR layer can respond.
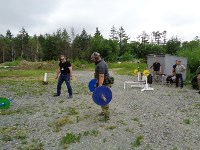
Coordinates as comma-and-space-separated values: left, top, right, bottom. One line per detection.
198, 91, 200, 94
67, 95, 73, 99
54, 94, 60, 97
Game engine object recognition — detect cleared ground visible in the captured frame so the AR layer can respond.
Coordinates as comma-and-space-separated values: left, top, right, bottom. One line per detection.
0, 70, 200, 150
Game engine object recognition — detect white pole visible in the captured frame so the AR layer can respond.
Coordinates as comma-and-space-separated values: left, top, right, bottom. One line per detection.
44, 73, 47, 82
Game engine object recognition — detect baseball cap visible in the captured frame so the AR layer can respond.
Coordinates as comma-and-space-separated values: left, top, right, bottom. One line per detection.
91, 52, 100, 59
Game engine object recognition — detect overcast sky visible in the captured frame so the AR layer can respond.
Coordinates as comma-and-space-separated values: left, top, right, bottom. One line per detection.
0, 0, 199, 41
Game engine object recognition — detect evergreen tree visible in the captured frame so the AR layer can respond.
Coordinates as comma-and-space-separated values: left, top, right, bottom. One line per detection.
5, 30, 15, 61
110, 26, 118, 41
94, 27, 101, 37
166, 36, 181, 54
61, 28, 71, 58
17, 27, 30, 58
71, 28, 91, 60
118, 26, 129, 55
137, 31, 149, 44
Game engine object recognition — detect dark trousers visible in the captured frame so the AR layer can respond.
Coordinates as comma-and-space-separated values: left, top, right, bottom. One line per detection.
176, 74, 183, 87
57, 74, 72, 96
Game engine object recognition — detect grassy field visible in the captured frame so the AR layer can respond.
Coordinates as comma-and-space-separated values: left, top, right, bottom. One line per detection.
0, 60, 146, 97
0, 60, 147, 80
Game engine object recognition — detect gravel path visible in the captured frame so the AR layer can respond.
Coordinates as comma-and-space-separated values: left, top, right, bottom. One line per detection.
0, 70, 200, 150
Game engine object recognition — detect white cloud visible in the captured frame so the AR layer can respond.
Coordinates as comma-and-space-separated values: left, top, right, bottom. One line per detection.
0, 0, 200, 41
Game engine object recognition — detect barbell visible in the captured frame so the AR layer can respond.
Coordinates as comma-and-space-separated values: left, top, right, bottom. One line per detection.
88, 79, 112, 106
0, 97, 13, 109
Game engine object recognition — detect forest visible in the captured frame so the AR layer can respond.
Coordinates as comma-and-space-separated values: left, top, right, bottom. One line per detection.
0, 26, 200, 77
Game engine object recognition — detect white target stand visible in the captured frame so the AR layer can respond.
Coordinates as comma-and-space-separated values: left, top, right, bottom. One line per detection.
124, 71, 154, 91
124, 72, 145, 89
140, 76, 154, 91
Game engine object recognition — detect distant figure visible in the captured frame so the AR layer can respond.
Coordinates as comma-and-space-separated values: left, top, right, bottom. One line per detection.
172, 60, 178, 76
175, 60, 186, 88
196, 60, 200, 94
151, 60, 162, 81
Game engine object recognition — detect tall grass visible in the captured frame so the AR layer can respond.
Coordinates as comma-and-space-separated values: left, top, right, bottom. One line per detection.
0, 60, 21, 66
108, 62, 147, 75
0, 60, 147, 78
0, 70, 47, 78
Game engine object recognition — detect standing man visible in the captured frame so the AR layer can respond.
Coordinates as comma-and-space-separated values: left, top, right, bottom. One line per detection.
172, 60, 178, 76
54, 55, 73, 99
196, 60, 200, 94
175, 60, 186, 88
152, 60, 162, 81
91, 52, 110, 121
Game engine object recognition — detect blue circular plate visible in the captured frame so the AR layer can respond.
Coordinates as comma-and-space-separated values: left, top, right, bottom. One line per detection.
92, 86, 112, 106
88, 79, 97, 92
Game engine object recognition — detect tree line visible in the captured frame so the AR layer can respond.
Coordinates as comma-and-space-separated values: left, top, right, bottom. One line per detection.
0, 26, 200, 64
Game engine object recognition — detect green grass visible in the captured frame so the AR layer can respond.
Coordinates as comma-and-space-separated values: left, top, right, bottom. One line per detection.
82, 129, 99, 137
131, 135, 144, 149
183, 118, 191, 124
125, 127, 134, 133
173, 146, 178, 150
67, 107, 79, 115
0, 60, 147, 79
117, 120, 127, 125
194, 103, 200, 109
0, 60, 21, 66
60, 132, 81, 149
60, 129, 99, 148
0, 69, 47, 78
0, 105, 37, 115
17, 138, 44, 150
132, 117, 139, 122
0, 126, 28, 142
73, 81, 89, 94
109, 61, 147, 75
106, 125, 117, 130
48, 116, 74, 132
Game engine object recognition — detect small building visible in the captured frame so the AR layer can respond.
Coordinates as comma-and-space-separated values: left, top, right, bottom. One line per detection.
147, 54, 187, 80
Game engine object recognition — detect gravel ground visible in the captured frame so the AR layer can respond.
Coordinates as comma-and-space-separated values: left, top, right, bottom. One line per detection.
0, 70, 200, 150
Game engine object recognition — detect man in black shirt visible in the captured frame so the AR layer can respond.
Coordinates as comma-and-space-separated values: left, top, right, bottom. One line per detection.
54, 55, 73, 98
151, 60, 161, 81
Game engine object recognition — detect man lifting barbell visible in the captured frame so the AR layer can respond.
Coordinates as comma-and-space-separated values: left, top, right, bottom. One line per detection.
91, 52, 111, 121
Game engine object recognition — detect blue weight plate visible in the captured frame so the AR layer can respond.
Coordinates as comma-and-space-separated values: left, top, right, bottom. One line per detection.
92, 86, 112, 106
0, 97, 10, 109
88, 79, 97, 92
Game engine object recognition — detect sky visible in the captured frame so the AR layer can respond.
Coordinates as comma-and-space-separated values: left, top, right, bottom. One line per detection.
0, 0, 199, 42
